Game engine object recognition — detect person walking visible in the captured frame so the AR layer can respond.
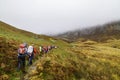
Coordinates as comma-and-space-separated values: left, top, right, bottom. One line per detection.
27, 44, 36, 65
17, 43, 27, 73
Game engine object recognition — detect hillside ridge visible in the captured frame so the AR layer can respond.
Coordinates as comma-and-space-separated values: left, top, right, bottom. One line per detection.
56, 21, 120, 42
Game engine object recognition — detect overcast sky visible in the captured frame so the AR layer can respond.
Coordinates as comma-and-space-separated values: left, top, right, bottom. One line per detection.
0, 0, 120, 35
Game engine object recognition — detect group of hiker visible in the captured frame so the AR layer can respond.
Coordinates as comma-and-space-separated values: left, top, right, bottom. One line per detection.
17, 43, 57, 73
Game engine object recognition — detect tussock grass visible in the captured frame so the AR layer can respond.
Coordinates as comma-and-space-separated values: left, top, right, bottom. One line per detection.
26, 39, 120, 80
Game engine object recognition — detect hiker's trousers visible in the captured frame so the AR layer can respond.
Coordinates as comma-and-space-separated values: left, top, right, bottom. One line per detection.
18, 54, 25, 71
29, 53, 34, 65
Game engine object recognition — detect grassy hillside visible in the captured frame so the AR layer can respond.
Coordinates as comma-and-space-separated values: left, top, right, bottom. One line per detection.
24, 39, 120, 80
0, 21, 58, 44
0, 21, 68, 79
0, 21, 120, 80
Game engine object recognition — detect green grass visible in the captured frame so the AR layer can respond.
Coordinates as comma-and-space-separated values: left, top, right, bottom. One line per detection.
1, 21, 120, 80
26, 39, 120, 80
69, 40, 120, 80
0, 21, 69, 79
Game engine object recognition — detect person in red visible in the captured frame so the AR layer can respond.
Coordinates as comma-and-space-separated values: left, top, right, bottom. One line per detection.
43, 45, 48, 53
17, 43, 28, 73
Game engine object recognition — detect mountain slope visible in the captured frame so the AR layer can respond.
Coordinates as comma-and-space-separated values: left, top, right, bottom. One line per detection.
0, 21, 68, 79
24, 39, 120, 80
0, 21, 58, 43
0, 21, 120, 80
0, 21, 35, 38
56, 21, 120, 42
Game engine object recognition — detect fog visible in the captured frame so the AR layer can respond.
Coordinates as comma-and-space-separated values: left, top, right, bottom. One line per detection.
0, 0, 120, 34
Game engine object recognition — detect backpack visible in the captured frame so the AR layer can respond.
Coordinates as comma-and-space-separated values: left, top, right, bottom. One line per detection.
19, 48, 25, 54
33, 48, 37, 54
18, 44, 25, 54
27, 46, 33, 56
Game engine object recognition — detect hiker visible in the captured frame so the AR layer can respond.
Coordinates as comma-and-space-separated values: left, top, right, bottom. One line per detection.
39, 45, 43, 56
17, 43, 28, 73
51, 45, 55, 49
43, 46, 48, 53
48, 45, 52, 51
39, 46, 43, 53
33, 46, 38, 58
52, 45, 57, 49
54, 46, 57, 49
23, 42, 28, 54
27, 44, 36, 65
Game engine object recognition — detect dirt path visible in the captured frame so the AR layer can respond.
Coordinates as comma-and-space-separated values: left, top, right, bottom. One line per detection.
24, 56, 45, 80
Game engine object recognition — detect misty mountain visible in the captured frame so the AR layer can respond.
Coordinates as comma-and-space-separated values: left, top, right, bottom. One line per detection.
56, 21, 120, 42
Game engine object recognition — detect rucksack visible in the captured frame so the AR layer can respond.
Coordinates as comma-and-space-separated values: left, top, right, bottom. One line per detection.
19, 48, 25, 54
27, 46, 33, 56
18, 44, 25, 54
33, 48, 37, 54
